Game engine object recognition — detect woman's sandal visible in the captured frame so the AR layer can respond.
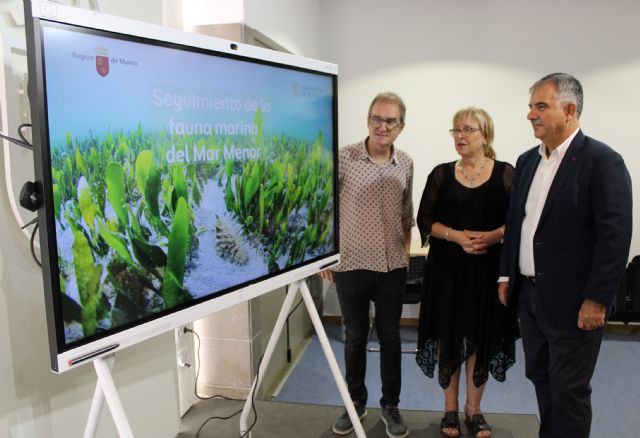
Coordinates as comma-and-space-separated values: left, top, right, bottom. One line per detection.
464, 412, 492, 438
440, 411, 461, 437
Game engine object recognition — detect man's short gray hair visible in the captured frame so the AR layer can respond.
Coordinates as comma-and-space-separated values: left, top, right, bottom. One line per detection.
530, 73, 583, 118
368, 92, 406, 124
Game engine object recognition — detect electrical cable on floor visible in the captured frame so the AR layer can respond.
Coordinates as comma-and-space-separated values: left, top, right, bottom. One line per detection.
185, 283, 315, 436
194, 405, 244, 437
237, 291, 302, 433
183, 327, 261, 437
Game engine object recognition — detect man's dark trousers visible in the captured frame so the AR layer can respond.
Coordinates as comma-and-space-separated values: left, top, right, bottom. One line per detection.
335, 268, 406, 407
518, 279, 604, 438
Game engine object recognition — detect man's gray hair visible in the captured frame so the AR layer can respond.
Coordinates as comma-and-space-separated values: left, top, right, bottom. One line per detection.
368, 92, 406, 124
530, 73, 583, 118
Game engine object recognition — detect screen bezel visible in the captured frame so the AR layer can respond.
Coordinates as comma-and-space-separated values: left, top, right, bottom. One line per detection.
24, 0, 339, 373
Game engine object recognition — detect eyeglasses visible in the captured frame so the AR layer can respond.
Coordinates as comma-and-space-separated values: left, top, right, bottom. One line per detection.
369, 116, 401, 129
449, 127, 481, 137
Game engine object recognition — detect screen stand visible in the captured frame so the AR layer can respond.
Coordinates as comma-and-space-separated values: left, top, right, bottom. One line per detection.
239, 278, 365, 438
83, 354, 135, 438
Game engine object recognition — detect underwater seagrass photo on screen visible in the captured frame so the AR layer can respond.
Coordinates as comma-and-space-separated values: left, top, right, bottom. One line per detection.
41, 24, 336, 344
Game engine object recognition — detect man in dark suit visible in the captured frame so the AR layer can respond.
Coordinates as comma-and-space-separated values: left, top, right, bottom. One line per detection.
498, 72, 633, 438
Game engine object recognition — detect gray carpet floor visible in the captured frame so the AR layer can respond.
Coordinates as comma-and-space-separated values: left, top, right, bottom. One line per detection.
271, 323, 640, 438
178, 398, 539, 437
179, 323, 640, 437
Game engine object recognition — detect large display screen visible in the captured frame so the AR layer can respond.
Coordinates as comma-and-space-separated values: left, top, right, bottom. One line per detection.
24, 1, 338, 372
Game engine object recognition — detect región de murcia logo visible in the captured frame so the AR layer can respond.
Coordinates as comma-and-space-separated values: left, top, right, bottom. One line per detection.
96, 46, 109, 77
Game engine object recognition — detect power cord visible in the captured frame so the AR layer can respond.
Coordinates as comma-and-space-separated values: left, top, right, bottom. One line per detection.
21, 217, 41, 268
2, 124, 41, 268
1, 129, 32, 150
239, 354, 261, 438
184, 327, 245, 402
182, 327, 261, 437
17, 123, 32, 147
287, 298, 304, 318
185, 286, 314, 437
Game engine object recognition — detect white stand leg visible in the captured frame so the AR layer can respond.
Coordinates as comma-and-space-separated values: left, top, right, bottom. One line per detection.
239, 279, 365, 438
83, 354, 135, 438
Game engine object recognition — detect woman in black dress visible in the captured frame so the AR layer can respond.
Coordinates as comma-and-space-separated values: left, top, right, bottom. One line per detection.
416, 107, 518, 438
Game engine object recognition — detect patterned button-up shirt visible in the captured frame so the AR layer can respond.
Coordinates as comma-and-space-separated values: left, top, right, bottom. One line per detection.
334, 138, 415, 273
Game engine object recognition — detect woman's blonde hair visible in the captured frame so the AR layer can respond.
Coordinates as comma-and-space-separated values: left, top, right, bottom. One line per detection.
453, 107, 496, 159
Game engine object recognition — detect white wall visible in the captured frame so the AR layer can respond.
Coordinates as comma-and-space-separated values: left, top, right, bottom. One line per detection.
244, 0, 321, 57
0, 149, 180, 437
179, 0, 321, 57
0, 1, 180, 436
319, 0, 640, 257
1, 0, 331, 435
3, 0, 639, 434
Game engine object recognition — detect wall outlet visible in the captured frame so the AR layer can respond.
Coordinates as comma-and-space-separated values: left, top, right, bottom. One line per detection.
177, 347, 190, 368
175, 324, 197, 416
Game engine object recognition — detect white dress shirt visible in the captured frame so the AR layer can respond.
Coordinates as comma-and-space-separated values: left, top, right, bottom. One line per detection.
518, 128, 579, 276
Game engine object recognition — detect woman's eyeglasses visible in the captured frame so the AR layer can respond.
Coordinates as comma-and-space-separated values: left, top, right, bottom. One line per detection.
449, 127, 481, 137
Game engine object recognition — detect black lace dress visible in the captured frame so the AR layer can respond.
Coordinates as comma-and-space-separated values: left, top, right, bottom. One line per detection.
415, 160, 519, 389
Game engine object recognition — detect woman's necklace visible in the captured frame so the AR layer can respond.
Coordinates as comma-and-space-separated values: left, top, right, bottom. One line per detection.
456, 157, 487, 187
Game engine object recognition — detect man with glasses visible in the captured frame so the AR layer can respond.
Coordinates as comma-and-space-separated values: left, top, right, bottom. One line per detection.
498, 73, 633, 437
320, 92, 414, 437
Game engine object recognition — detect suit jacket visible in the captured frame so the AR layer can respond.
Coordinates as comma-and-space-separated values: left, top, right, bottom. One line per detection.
500, 130, 633, 330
